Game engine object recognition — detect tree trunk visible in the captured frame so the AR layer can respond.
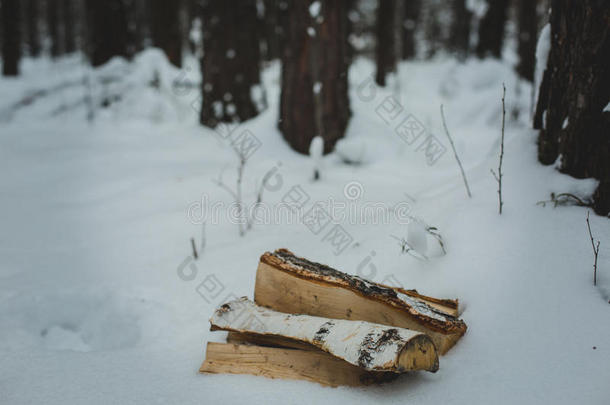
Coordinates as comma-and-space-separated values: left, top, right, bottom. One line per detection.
476, 0, 509, 58
533, 0, 610, 215
1, 0, 21, 76
200, 0, 264, 128
401, 0, 421, 59
47, 0, 61, 57
375, 0, 396, 86
260, 0, 285, 61
85, 0, 131, 67
62, 0, 75, 54
25, 0, 41, 57
516, 0, 537, 81
150, 0, 182, 67
279, 0, 350, 154
449, 0, 472, 60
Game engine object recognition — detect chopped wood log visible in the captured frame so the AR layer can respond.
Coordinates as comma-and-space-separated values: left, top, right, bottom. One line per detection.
226, 331, 318, 352
210, 297, 439, 373
254, 249, 467, 354
200, 342, 399, 387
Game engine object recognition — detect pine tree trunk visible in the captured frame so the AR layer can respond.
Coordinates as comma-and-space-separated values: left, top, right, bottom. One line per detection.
150, 0, 182, 67
375, 0, 396, 86
62, 0, 75, 54
279, 0, 350, 154
261, 0, 286, 61
200, 0, 263, 128
25, 0, 41, 57
533, 0, 610, 215
476, 0, 509, 58
516, 0, 537, 81
1, 0, 21, 76
85, 0, 131, 67
449, 0, 472, 59
47, 0, 61, 57
402, 0, 421, 59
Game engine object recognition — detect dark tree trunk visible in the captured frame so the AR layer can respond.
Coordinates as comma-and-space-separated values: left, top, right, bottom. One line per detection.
133, 0, 151, 53
375, 0, 396, 86
476, 0, 509, 58
25, 0, 41, 56
62, 0, 75, 53
401, 0, 421, 59
1, 0, 21, 76
516, 0, 537, 81
200, 0, 264, 128
533, 0, 610, 215
150, 0, 182, 67
85, 0, 131, 67
47, 0, 61, 57
260, 0, 285, 61
449, 0, 472, 59
279, 0, 350, 154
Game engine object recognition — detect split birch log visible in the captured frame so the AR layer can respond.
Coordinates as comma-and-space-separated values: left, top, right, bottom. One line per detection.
254, 249, 467, 354
200, 342, 399, 387
209, 297, 439, 373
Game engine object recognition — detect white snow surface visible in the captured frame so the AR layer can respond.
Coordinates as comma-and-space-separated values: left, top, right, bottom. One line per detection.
1, 49, 609, 404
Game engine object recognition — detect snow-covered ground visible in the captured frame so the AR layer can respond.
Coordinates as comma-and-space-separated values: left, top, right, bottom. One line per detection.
1, 50, 609, 404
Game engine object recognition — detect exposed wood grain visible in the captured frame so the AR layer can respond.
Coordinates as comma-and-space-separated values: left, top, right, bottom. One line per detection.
254, 249, 467, 354
200, 342, 399, 387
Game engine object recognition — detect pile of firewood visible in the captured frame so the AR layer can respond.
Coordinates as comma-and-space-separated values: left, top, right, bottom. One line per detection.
200, 249, 467, 387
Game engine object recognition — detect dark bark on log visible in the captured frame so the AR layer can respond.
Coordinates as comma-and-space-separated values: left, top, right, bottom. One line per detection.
85, 0, 132, 67
375, 0, 396, 86
150, 0, 182, 67
1, 0, 21, 76
199, 0, 263, 128
516, 0, 537, 81
279, 0, 350, 154
533, 0, 610, 215
476, 0, 509, 58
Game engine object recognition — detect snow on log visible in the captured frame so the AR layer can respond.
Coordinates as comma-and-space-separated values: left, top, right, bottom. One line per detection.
200, 342, 399, 387
254, 249, 467, 354
209, 297, 439, 373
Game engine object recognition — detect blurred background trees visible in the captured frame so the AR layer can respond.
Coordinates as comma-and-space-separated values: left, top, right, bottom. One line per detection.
0, 0, 608, 214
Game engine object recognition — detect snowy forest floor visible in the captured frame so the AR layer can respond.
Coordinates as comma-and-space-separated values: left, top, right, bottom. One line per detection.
1, 50, 609, 404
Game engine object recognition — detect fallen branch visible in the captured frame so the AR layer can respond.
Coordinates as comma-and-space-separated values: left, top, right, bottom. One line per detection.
536, 192, 593, 208
586, 211, 601, 286
209, 297, 439, 373
440, 104, 472, 198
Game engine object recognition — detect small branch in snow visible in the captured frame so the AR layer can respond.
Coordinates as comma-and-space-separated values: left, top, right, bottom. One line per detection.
536, 192, 592, 208
586, 211, 601, 286
190, 237, 198, 260
440, 104, 471, 198
491, 84, 506, 214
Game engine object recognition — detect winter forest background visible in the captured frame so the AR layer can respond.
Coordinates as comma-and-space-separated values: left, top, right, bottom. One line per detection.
1, 1, 609, 404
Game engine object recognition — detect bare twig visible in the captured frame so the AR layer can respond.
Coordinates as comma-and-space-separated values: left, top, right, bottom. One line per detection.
491, 84, 506, 214
536, 192, 592, 208
440, 104, 471, 198
190, 237, 198, 260
586, 211, 601, 286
